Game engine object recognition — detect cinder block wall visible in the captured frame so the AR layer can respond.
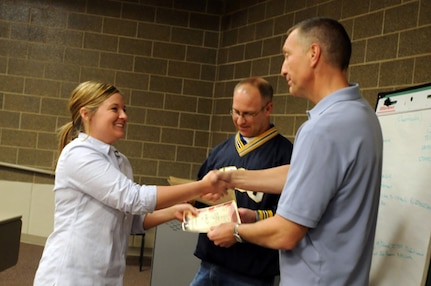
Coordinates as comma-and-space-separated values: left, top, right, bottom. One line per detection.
1, 0, 430, 186
0, 0, 222, 185
212, 0, 431, 147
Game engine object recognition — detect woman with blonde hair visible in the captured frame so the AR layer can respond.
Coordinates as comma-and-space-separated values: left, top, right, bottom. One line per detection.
34, 81, 226, 285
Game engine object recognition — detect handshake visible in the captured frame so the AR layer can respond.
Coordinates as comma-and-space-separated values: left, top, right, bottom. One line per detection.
169, 164, 287, 210
189, 164, 288, 204
198, 168, 240, 205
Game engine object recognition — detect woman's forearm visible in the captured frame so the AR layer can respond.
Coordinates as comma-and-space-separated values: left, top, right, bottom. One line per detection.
143, 209, 174, 229
155, 171, 226, 209
143, 203, 197, 229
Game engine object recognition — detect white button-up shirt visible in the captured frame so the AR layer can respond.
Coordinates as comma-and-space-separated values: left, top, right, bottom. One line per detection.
34, 133, 157, 285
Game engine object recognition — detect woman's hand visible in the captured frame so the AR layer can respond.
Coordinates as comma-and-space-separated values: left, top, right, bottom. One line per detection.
143, 203, 198, 229
170, 203, 198, 221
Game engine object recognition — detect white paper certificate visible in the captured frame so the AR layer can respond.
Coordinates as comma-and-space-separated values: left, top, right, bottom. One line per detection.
182, 200, 241, 233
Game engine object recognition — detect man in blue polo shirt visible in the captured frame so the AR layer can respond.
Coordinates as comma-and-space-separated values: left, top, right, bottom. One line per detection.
208, 17, 383, 286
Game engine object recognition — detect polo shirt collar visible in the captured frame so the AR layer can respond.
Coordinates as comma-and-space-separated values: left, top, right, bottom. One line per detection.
307, 83, 360, 119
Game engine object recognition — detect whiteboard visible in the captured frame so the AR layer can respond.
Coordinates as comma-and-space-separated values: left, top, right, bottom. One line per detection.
370, 84, 431, 286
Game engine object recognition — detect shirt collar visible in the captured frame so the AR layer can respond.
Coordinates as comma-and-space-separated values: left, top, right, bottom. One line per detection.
77, 133, 111, 155
240, 123, 274, 143
307, 83, 360, 119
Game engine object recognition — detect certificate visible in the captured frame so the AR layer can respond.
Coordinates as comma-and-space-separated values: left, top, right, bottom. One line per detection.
182, 200, 241, 233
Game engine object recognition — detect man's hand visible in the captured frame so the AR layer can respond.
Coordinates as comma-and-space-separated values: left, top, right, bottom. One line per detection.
207, 222, 237, 248
238, 208, 257, 223
216, 169, 236, 189
201, 170, 228, 198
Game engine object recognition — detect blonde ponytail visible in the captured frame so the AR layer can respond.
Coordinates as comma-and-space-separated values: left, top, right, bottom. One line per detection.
57, 121, 77, 154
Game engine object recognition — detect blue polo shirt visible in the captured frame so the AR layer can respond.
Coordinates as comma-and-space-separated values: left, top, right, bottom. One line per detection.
277, 84, 383, 286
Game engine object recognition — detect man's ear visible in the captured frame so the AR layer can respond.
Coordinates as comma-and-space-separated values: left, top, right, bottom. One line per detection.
309, 43, 321, 68
265, 101, 273, 114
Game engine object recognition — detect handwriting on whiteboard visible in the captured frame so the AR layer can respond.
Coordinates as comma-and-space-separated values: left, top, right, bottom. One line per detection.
373, 240, 426, 260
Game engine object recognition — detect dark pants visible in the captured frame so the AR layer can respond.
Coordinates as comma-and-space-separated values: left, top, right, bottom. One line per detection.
190, 261, 275, 286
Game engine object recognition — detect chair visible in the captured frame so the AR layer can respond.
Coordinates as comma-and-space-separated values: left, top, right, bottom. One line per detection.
135, 233, 145, 272
0, 214, 22, 272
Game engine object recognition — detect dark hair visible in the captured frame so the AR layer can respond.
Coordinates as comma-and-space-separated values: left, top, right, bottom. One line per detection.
288, 17, 352, 70
234, 77, 273, 103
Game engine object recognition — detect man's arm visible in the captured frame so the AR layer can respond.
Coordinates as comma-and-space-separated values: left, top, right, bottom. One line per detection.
207, 214, 307, 250
220, 165, 290, 194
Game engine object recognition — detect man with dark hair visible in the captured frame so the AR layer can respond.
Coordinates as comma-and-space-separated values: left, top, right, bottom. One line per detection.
209, 17, 383, 286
